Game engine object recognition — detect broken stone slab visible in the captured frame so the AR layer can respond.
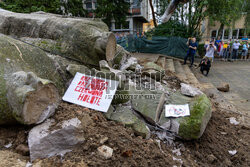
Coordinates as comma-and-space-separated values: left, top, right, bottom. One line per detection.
142, 62, 165, 81
104, 106, 150, 139
217, 83, 230, 92
159, 94, 212, 140
131, 87, 165, 123
28, 118, 85, 162
180, 83, 203, 97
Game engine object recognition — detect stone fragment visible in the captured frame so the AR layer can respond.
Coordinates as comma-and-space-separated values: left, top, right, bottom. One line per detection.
229, 117, 239, 125
228, 150, 237, 156
28, 118, 85, 161
97, 145, 113, 159
217, 83, 230, 92
180, 83, 203, 97
100, 137, 109, 144
120, 57, 141, 71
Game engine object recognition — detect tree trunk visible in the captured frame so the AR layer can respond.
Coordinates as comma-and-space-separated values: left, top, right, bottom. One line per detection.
161, 0, 189, 23
149, 0, 157, 27
0, 9, 116, 67
0, 34, 70, 125
218, 23, 224, 39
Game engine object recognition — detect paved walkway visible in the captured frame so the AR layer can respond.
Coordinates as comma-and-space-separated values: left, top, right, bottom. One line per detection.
193, 60, 250, 124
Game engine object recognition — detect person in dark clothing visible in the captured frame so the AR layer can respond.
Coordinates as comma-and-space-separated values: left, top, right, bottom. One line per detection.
199, 57, 211, 76
183, 37, 198, 67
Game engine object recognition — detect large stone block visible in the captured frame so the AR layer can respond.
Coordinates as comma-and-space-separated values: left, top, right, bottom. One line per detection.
160, 94, 212, 140
28, 118, 85, 161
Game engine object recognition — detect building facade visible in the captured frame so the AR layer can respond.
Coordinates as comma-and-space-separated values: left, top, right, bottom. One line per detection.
83, 0, 150, 34
201, 14, 249, 42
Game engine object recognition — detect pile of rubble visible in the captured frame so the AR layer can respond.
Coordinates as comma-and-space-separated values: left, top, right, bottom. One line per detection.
0, 9, 212, 163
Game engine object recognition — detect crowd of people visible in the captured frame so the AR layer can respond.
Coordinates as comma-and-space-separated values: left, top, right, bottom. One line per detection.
205, 37, 249, 61
184, 36, 249, 77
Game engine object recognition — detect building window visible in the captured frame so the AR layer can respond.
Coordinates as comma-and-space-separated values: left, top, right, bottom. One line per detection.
211, 30, 217, 38
115, 23, 121, 29
233, 29, 238, 39
238, 29, 245, 39
86, 2, 92, 9
224, 29, 229, 39
122, 21, 130, 29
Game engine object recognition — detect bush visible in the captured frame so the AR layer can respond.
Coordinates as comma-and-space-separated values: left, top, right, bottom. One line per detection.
146, 20, 201, 40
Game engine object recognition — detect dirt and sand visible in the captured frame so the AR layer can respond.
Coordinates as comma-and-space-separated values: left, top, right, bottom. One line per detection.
0, 100, 249, 167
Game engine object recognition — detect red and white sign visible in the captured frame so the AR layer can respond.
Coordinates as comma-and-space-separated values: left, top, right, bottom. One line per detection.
63, 72, 119, 112
165, 104, 190, 117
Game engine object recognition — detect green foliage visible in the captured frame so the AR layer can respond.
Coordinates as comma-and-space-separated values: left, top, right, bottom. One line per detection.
0, 0, 61, 13
146, 20, 190, 38
95, 0, 130, 29
146, 20, 201, 40
244, 0, 250, 34
206, 0, 245, 26
61, 0, 87, 17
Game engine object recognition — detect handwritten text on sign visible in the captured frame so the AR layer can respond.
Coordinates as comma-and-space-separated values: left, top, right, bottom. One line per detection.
165, 104, 190, 117
63, 72, 119, 112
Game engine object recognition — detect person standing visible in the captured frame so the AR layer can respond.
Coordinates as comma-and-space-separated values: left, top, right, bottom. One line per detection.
205, 42, 217, 62
241, 42, 249, 60
223, 41, 230, 61
215, 37, 221, 51
219, 41, 224, 59
183, 37, 198, 67
232, 40, 241, 61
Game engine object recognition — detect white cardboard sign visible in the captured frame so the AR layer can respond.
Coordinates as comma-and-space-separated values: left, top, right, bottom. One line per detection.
62, 72, 119, 112
165, 104, 190, 117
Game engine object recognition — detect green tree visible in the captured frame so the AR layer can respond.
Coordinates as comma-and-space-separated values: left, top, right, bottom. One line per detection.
95, 0, 130, 29
146, 20, 190, 38
156, 0, 246, 39
206, 0, 245, 38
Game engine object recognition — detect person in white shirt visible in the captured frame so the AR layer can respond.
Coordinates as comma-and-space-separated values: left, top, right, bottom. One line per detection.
232, 40, 241, 61
205, 42, 217, 62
